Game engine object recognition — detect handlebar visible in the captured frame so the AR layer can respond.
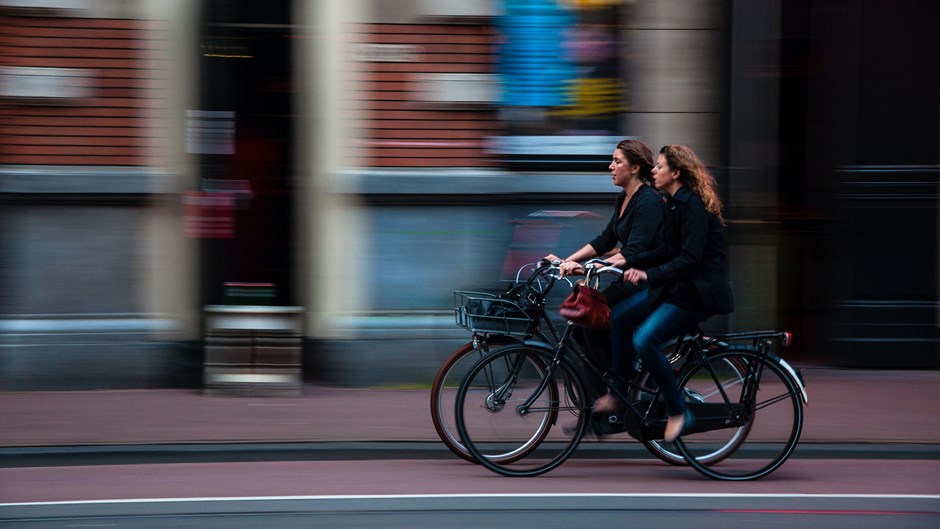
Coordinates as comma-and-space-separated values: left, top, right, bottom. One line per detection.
581, 258, 624, 284
513, 260, 574, 292
514, 258, 625, 293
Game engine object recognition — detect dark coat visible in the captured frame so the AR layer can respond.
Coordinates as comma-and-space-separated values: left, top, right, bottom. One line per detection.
588, 184, 665, 301
588, 184, 664, 262
628, 185, 734, 315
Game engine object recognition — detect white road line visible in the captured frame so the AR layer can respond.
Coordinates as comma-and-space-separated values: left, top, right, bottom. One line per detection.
3, 493, 939, 507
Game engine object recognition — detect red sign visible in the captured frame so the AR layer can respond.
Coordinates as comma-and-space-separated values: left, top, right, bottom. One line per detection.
183, 191, 235, 238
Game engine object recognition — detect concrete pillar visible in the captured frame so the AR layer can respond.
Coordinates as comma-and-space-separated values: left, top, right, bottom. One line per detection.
294, 0, 369, 339
147, 0, 201, 341
622, 0, 729, 165
622, 0, 742, 333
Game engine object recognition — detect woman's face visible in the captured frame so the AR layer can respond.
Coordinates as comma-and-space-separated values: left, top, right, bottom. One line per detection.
651, 153, 680, 193
609, 148, 637, 188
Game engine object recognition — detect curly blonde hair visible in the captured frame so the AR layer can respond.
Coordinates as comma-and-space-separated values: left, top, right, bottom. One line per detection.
660, 144, 725, 226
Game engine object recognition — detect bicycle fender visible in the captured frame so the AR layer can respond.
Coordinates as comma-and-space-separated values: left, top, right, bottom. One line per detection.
521, 338, 555, 351
775, 356, 809, 405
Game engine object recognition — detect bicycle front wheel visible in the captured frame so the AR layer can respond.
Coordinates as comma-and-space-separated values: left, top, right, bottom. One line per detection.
429, 337, 519, 463
674, 346, 804, 480
455, 345, 588, 477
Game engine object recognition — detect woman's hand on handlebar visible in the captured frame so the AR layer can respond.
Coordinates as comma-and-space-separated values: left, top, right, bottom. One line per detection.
558, 261, 585, 278
623, 268, 647, 286
543, 254, 585, 278
603, 253, 627, 269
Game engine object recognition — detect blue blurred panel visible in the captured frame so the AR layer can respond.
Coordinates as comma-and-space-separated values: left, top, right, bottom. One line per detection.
498, 0, 576, 107
363, 204, 609, 311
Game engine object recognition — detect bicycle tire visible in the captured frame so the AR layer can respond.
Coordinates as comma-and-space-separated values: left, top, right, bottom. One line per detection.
673, 346, 804, 481
455, 344, 588, 477
429, 336, 521, 463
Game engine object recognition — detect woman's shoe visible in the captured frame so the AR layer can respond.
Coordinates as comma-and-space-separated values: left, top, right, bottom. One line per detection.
592, 393, 624, 415
664, 408, 695, 443
590, 394, 627, 435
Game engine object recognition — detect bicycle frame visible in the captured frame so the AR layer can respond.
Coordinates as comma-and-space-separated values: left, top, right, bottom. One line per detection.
512, 321, 805, 440
514, 320, 664, 428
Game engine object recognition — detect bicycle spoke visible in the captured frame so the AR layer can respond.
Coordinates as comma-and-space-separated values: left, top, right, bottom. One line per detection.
693, 376, 744, 401
753, 391, 794, 411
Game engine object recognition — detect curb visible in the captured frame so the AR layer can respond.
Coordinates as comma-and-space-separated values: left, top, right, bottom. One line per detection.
2, 442, 938, 468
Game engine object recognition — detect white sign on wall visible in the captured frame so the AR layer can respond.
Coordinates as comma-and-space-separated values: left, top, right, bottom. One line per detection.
185, 110, 236, 155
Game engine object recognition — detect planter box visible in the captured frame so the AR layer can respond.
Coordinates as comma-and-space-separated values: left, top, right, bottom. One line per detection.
203, 305, 304, 397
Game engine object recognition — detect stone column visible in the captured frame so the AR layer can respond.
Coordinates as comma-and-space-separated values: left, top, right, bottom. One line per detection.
622, 0, 729, 165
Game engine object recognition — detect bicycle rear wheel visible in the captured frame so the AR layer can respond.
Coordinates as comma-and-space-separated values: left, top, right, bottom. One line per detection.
455, 345, 588, 477
674, 346, 804, 480
429, 337, 520, 463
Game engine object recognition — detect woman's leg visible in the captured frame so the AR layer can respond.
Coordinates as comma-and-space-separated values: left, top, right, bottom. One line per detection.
581, 281, 643, 382
632, 303, 706, 416
586, 281, 640, 370
607, 289, 653, 394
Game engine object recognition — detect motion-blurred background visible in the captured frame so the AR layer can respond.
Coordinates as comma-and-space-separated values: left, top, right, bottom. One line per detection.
0, 0, 937, 391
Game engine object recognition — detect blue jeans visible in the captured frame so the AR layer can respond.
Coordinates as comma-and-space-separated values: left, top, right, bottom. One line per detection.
610, 290, 706, 416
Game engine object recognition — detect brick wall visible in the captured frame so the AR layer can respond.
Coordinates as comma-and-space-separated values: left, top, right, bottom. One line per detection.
0, 15, 166, 166
349, 23, 498, 168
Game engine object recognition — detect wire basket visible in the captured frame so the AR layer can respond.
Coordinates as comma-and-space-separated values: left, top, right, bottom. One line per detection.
454, 290, 538, 336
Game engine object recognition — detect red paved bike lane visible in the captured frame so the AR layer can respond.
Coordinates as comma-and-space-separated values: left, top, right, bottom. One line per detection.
2, 458, 939, 504
1, 368, 939, 447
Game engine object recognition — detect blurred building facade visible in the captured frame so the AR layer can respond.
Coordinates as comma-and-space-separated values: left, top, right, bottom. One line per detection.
0, 0, 194, 388
0, 0, 936, 389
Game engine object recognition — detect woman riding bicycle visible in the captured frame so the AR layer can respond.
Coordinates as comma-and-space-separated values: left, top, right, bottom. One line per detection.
545, 138, 663, 281
594, 144, 735, 443
544, 139, 664, 399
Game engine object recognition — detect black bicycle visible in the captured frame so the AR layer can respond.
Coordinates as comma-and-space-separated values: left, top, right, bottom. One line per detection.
437, 260, 783, 467
453, 263, 807, 480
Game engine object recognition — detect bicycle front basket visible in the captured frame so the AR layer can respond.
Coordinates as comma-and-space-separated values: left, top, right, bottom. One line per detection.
454, 290, 537, 336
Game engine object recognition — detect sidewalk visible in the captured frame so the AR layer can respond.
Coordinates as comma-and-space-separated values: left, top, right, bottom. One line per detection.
2, 367, 939, 450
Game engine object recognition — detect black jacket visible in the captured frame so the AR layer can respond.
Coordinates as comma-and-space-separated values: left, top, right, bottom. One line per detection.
628, 186, 734, 315
588, 184, 664, 262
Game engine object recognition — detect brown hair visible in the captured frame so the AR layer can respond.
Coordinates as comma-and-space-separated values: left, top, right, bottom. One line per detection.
616, 139, 654, 184
660, 144, 725, 225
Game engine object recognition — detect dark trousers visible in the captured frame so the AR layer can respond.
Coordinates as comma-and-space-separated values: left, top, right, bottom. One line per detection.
610, 290, 706, 416
575, 281, 640, 399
